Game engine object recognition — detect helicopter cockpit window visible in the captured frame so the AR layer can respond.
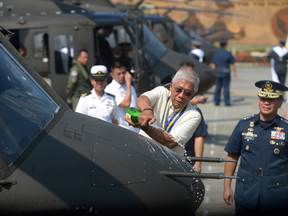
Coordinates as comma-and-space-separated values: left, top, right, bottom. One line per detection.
0, 45, 59, 166
54, 34, 74, 74
33, 32, 49, 59
151, 23, 167, 44
139, 24, 166, 68
173, 23, 189, 49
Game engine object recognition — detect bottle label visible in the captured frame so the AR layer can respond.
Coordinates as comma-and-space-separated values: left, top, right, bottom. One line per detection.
126, 113, 132, 121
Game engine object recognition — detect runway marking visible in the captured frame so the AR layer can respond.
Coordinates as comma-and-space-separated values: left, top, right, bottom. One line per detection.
208, 166, 213, 171
204, 197, 210, 203
203, 210, 209, 216
210, 150, 214, 155
206, 185, 211, 191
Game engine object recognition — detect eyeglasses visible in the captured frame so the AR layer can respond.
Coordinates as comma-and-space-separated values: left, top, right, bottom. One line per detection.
173, 87, 193, 97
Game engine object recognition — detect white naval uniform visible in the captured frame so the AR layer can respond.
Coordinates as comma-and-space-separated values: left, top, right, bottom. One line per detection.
75, 88, 120, 123
270, 46, 288, 83
188, 48, 205, 62
105, 79, 139, 133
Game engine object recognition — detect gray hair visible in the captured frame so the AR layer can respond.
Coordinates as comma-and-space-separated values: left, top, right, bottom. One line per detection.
172, 69, 200, 93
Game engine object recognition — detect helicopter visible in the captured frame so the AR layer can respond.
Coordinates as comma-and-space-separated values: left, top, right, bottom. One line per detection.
58, 0, 220, 64
0, 25, 237, 215
1, 0, 217, 105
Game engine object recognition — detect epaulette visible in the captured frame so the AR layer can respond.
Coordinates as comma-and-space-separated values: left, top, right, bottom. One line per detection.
281, 117, 288, 125
241, 115, 255, 121
81, 93, 88, 98
106, 92, 116, 98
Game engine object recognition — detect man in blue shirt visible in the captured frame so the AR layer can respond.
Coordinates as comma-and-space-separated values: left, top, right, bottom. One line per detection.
223, 80, 288, 215
210, 39, 237, 106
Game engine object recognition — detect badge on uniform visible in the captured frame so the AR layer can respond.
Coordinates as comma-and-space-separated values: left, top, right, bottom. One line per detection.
271, 130, 285, 140
242, 132, 257, 141
71, 70, 78, 83
106, 101, 114, 108
245, 145, 249, 150
274, 148, 280, 154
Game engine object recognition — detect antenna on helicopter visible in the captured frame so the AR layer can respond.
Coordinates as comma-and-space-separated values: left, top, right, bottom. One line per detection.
0, 25, 14, 41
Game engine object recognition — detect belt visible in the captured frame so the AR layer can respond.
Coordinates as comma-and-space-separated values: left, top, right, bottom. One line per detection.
251, 167, 288, 177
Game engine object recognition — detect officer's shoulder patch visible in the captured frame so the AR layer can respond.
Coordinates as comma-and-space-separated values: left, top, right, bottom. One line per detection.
81, 93, 88, 98
71, 70, 78, 77
241, 115, 254, 121
106, 92, 116, 98
281, 118, 288, 125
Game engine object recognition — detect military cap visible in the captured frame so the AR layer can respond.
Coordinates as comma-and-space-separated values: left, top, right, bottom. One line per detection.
192, 39, 202, 47
91, 65, 108, 80
118, 42, 132, 51
219, 39, 228, 45
279, 37, 286, 44
255, 80, 288, 99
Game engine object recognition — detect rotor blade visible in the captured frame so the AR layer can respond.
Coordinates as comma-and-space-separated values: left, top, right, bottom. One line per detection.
160, 171, 238, 179
145, 0, 217, 9
185, 156, 238, 163
155, 6, 249, 18
202, 68, 230, 73
193, 0, 248, 5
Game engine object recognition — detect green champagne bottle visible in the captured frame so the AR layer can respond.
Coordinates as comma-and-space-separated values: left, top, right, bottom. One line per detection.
125, 107, 142, 124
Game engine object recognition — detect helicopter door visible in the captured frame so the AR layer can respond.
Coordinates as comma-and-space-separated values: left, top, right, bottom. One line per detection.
20, 28, 50, 77
48, 26, 94, 101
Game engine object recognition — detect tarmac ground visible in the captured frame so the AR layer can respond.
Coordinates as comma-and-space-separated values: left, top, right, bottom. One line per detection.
194, 66, 288, 216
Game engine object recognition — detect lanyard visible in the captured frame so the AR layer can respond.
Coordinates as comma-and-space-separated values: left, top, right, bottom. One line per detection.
161, 97, 187, 133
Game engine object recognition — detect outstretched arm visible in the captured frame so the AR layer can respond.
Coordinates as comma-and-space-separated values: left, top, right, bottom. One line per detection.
124, 115, 179, 149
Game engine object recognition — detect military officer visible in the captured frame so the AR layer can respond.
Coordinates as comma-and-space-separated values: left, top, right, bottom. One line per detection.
116, 42, 134, 72
66, 49, 91, 110
75, 65, 120, 125
188, 40, 205, 63
268, 38, 288, 85
210, 39, 237, 106
223, 80, 288, 215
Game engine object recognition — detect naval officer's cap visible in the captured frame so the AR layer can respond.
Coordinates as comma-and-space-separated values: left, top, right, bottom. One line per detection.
219, 39, 228, 45
279, 37, 286, 44
192, 39, 202, 47
118, 42, 132, 51
91, 65, 108, 80
255, 80, 288, 99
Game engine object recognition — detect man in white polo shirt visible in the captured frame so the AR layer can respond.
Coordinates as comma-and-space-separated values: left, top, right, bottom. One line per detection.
125, 69, 201, 157
75, 65, 120, 125
105, 60, 139, 133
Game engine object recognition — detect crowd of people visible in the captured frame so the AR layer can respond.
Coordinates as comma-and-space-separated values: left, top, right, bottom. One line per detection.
64, 36, 288, 215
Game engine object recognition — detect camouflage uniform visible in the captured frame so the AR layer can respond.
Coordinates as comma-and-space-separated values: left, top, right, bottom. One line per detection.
66, 59, 91, 110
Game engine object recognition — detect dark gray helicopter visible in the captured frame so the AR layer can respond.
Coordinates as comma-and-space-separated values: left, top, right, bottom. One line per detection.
0, 0, 217, 103
0, 26, 237, 215
59, 0, 219, 64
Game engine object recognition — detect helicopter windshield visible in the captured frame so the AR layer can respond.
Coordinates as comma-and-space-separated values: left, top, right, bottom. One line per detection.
0, 44, 59, 166
132, 22, 166, 68
172, 23, 189, 49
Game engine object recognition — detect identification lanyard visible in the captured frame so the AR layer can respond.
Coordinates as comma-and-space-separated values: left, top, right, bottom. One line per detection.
161, 97, 187, 133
